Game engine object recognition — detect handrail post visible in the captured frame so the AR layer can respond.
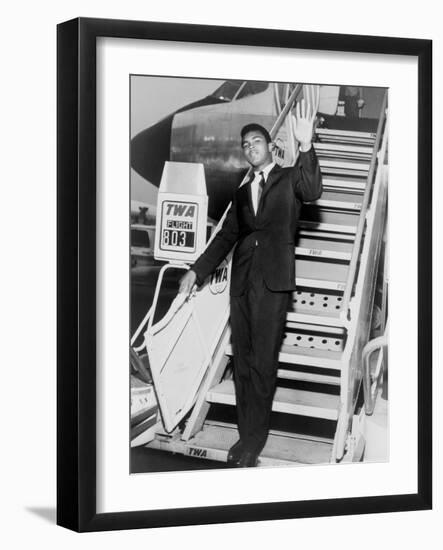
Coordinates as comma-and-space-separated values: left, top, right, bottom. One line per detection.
362, 331, 388, 415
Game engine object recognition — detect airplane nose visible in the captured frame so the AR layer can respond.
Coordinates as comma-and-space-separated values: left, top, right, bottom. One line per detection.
131, 114, 175, 186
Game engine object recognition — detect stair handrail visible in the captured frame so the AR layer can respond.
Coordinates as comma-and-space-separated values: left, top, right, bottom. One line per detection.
362, 322, 388, 415
131, 305, 153, 350
341, 90, 388, 320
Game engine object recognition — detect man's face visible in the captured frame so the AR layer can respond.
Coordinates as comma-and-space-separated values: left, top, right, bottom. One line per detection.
241, 130, 273, 170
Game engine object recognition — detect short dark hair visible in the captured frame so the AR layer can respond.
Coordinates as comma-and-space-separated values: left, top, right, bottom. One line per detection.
240, 123, 272, 144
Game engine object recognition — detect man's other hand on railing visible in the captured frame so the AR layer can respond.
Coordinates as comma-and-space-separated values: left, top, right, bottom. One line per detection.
178, 269, 197, 295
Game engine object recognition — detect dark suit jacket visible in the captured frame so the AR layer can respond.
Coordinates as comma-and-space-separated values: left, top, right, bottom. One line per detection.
192, 148, 323, 296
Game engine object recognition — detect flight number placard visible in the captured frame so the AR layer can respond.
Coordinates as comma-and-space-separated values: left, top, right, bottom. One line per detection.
159, 201, 198, 253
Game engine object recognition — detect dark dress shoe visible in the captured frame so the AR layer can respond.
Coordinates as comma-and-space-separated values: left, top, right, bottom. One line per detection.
237, 451, 259, 468
227, 440, 244, 464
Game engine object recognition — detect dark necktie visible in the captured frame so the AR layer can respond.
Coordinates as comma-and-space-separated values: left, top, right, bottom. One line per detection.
256, 171, 265, 210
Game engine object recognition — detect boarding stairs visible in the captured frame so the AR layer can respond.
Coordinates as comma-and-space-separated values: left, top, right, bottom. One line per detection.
133, 85, 389, 466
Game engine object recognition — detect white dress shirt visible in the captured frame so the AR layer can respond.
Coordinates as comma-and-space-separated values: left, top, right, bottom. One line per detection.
251, 162, 275, 214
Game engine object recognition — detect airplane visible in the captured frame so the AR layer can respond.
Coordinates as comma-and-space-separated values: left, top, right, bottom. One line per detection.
131, 80, 349, 221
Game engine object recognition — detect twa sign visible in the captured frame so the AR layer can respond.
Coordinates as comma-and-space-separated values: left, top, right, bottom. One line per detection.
160, 200, 198, 253
209, 260, 229, 295
154, 162, 208, 263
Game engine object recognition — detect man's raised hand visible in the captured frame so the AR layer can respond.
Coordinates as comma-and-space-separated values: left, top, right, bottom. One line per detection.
292, 86, 320, 151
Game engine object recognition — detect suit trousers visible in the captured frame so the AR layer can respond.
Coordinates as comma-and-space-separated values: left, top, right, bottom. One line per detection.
230, 250, 290, 454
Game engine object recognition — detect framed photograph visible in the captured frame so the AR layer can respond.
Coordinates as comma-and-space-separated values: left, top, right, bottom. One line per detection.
57, 17, 432, 532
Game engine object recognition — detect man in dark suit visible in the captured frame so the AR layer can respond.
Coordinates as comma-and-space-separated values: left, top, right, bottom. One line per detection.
179, 98, 322, 467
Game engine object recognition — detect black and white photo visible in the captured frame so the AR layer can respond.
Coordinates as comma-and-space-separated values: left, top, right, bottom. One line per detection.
129, 76, 389, 472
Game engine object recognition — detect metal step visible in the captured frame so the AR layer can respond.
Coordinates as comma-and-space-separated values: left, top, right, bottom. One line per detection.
299, 209, 359, 235
276, 368, 340, 385
295, 258, 348, 291
315, 128, 377, 146
285, 320, 346, 336
147, 422, 334, 465
298, 229, 355, 241
314, 142, 373, 161
207, 380, 340, 420
282, 331, 344, 353
189, 423, 334, 465
278, 344, 342, 368
322, 176, 367, 192
286, 310, 344, 326
309, 190, 363, 211
225, 343, 342, 370
298, 221, 356, 235
205, 420, 334, 444
319, 159, 370, 177
296, 236, 353, 261
291, 289, 345, 317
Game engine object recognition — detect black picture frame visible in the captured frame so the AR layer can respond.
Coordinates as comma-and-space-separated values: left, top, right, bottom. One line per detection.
57, 17, 432, 532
